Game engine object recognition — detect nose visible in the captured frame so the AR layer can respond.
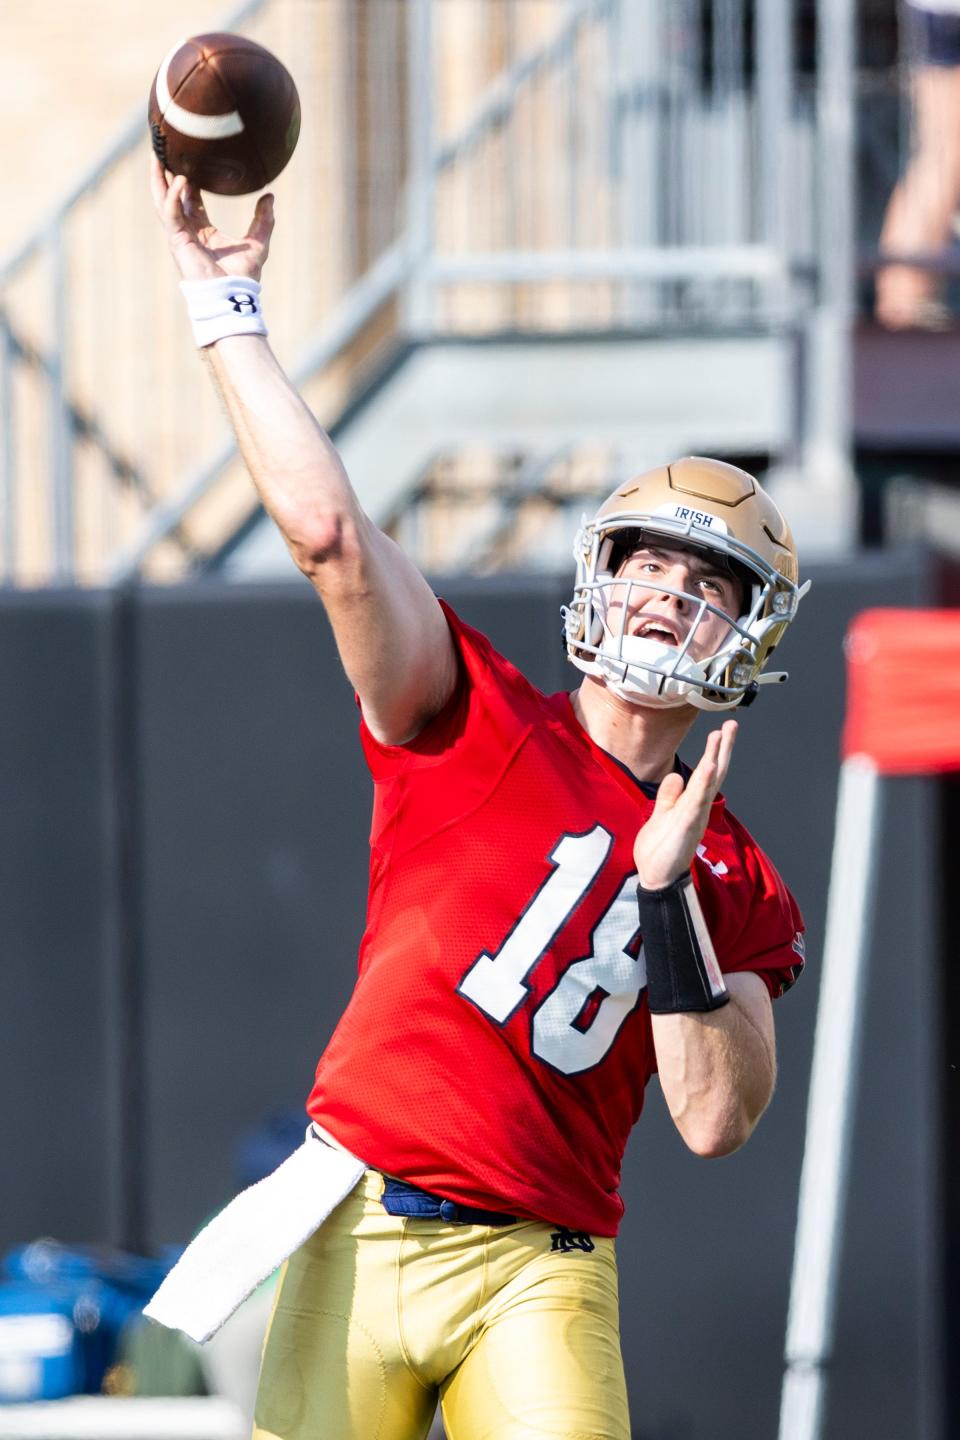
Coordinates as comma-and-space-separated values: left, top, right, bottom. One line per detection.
656, 563, 692, 611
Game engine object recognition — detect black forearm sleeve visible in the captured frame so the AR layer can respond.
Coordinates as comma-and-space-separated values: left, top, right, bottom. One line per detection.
637, 871, 731, 1014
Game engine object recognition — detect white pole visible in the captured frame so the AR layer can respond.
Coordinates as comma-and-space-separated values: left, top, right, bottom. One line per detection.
49, 219, 74, 583
800, 0, 858, 550
778, 754, 883, 1440
404, 0, 435, 336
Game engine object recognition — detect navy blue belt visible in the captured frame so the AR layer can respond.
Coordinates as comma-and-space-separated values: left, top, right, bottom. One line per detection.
380, 1175, 518, 1227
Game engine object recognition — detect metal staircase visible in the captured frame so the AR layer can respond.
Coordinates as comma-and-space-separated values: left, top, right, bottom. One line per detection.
0, 0, 857, 588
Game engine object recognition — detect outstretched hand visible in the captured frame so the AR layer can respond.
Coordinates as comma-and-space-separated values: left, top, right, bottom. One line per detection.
149, 154, 275, 283
633, 720, 738, 890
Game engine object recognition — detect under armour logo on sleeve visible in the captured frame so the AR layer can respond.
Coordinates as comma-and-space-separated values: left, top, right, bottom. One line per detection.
695, 843, 728, 878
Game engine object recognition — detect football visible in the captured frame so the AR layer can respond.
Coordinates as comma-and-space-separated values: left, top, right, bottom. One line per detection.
148, 33, 300, 196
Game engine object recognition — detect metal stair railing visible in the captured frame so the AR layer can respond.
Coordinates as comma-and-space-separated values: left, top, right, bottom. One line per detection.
0, 0, 849, 587
0, 0, 417, 588
416, 0, 802, 320
0, 0, 267, 587
116, 0, 819, 580
109, 239, 414, 582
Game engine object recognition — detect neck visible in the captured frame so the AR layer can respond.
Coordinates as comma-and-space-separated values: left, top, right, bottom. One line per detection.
571, 677, 698, 781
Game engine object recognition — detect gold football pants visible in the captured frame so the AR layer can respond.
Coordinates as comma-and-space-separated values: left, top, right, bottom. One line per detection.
253, 1169, 630, 1440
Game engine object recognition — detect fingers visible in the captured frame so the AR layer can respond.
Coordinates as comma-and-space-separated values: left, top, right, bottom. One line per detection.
181, 181, 210, 226
714, 719, 738, 791
651, 771, 684, 815
684, 720, 738, 809
149, 153, 273, 281
158, 171, 189, 233
633, 724, 738, 889
149, 151, 169, 213
152, 169, 218, 280
246, 193, 275, 253
150, 157, 195, 236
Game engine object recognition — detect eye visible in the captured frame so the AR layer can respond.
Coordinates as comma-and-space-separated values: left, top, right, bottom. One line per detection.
618, 554, 660, 578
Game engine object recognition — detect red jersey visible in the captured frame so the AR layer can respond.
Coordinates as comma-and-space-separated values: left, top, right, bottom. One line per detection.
308, 603, 804, 1236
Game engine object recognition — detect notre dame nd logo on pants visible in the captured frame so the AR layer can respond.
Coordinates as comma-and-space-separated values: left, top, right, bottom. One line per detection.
253, 1171, 629, 1440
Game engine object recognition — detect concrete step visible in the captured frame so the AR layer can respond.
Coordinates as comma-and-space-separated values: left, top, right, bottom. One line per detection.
224, 331, 795, 577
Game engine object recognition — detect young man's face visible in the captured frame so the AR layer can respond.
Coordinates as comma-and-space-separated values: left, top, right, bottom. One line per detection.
604, 541, 744, 663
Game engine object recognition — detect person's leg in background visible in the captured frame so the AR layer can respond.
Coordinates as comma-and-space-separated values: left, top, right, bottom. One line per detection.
877, 7, 960, 327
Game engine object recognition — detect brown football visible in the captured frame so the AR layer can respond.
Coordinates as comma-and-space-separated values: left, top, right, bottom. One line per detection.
148, 33, 300, 196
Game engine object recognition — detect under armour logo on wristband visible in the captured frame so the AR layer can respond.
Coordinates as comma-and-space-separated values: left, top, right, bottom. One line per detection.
180, 275, 267, 348
550, 1228, 595, 1254
229, 293, 259, 315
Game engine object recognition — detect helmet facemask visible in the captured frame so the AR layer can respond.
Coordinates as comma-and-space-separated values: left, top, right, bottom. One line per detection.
565, 515, 805, 711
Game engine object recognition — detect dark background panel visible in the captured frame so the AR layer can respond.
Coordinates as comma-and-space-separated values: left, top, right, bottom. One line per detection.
136, 583, 371, 1240
0, 549, 943, 1439
0, 592, 114, 1244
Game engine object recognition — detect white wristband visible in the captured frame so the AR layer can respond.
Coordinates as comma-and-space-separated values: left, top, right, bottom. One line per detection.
179, 276, 268, 348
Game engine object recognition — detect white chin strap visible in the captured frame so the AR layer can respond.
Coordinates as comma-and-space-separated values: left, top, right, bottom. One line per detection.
595, 632, 711, 709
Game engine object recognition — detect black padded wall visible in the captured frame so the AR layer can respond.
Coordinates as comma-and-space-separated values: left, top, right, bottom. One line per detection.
0, 549, 941, 1438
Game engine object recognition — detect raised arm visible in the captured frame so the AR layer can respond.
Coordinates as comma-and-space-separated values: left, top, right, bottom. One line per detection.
633, 722, 777, 1157
151, 159, 457, 744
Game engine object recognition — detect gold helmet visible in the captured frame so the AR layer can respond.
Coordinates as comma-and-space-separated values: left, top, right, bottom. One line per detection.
564, 457, 809, 710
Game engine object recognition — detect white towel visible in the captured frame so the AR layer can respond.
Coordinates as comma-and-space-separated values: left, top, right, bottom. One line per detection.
143, 1129, 365, 1343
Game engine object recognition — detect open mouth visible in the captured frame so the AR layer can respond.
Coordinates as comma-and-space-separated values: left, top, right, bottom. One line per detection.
634, 617, 683, 647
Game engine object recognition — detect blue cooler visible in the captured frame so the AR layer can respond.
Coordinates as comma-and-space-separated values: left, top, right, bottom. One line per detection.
0, 1241, 172, 1402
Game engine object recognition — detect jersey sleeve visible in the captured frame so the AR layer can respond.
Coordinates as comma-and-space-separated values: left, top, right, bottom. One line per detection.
357, 601, 540, 848
717, 820, 806, 1001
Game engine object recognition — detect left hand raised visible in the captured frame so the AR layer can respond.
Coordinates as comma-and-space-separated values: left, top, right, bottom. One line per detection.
633, 721, 738, 889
